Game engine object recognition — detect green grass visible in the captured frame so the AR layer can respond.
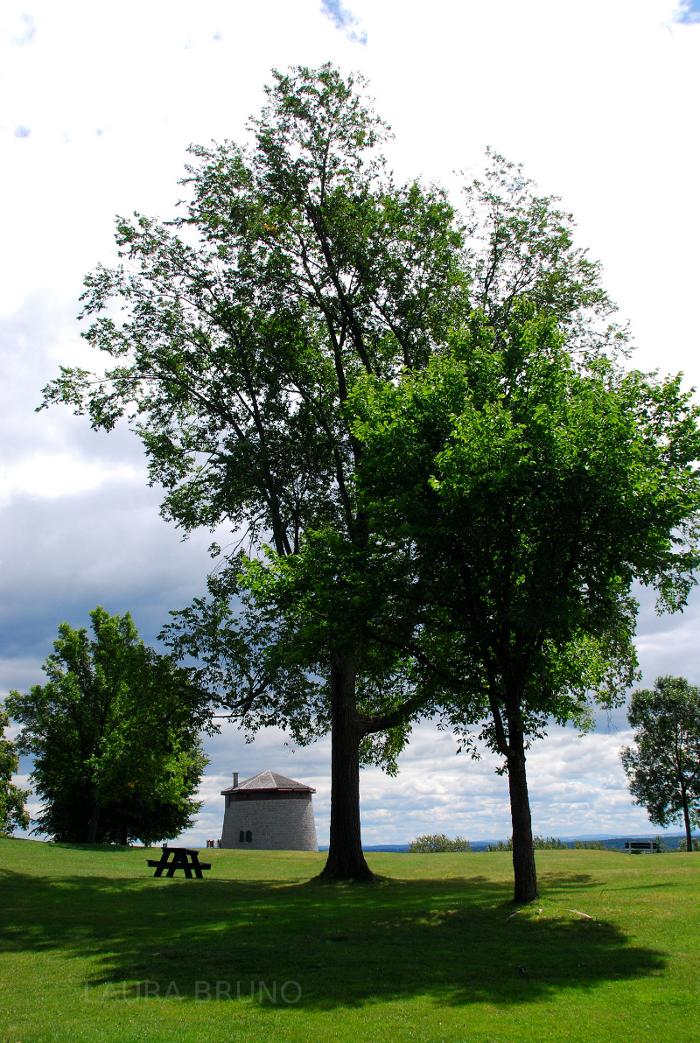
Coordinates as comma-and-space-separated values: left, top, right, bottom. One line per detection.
0, 839, 698, 1042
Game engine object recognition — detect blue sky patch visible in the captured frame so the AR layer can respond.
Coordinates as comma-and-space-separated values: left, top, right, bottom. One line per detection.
321, 0, 368, 45
14, 126, 31, 138
675, 1, 700, 23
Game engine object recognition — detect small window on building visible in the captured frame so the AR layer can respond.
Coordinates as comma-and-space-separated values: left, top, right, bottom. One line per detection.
239, 830, 244, 843
246, 830, 252, 843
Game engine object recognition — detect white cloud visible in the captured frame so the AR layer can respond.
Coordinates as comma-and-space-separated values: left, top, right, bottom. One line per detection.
0, 452, 141, 507
0, 8, 35, 46
171, 720, 662, 848
320, 0, 368, 44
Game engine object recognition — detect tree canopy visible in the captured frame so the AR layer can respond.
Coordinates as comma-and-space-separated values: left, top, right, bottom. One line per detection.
6, 608, 207, 845
0, 708, 29, 836
621, 676, 700, 853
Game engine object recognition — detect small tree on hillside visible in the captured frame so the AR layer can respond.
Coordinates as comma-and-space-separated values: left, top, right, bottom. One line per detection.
621, 677, 700, 853
0, 708, 29, 836
6, 608, 207, 845
409, 834, 470, 852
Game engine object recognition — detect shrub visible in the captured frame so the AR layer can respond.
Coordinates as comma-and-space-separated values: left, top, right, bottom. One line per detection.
573, 840, 605, 849
678, 837, 700, 851
408, 833, 471, 853
487, 835, 568, 851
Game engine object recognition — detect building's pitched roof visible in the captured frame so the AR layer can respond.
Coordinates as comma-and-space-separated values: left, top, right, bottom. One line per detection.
221, 769, 316, 795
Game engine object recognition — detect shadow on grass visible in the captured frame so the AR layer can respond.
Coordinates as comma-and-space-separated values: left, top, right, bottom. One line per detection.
0, 867, 665, 1010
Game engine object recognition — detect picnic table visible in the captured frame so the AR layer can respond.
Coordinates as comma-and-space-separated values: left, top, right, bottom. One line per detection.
623, 840, 660, 855
146, 846, 211, 879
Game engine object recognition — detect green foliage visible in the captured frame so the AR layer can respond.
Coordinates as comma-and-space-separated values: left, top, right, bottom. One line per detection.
408, 833, 471, 852
486, 836, 568, 851
41, 64, 466, 555
42, 64, 468, 785
0, 708, 29, 835
6, 608, 207, 845
162, 548, 424, 774
678, 837, 700, 851
573, 840, 605, 850
621, 676, 700, 848
463, 150, 623, 355
352, 304, 700, 734
162, 555, 329, 747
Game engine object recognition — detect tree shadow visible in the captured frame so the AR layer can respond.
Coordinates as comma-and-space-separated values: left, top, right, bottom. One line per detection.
0, 867, 666, 1010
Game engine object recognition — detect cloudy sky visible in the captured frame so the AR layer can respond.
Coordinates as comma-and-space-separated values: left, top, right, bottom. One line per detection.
2, 0, 699, 847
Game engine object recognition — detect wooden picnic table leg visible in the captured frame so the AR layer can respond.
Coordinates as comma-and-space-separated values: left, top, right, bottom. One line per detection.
149, 849, 209, 879
165, 852, 182, 877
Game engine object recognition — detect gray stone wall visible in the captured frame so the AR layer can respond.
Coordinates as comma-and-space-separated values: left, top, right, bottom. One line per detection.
220, 795, 318, 851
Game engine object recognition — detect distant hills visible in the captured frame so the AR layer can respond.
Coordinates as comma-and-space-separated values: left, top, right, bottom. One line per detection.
318, 833, 698, 853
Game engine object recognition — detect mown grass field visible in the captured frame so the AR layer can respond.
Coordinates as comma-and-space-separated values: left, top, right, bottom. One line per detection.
0, 838, 697, 1042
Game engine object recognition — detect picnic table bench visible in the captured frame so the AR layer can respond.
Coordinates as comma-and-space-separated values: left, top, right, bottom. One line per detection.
623, 840, 660, 854
146, 846, 211, 879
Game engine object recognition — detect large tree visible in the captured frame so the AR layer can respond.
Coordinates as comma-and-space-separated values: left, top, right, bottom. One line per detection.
0, 708, 30, 836
6, 608, 207, 845
349, 301, 700, 901
41, 65, 466, 879
621, 676, 700, 853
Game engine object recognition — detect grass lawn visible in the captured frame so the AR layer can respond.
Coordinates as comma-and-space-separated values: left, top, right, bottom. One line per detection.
0, 839, 697, 1042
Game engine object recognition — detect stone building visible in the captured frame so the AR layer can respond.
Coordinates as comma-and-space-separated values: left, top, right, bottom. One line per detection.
219, 769, 318, 851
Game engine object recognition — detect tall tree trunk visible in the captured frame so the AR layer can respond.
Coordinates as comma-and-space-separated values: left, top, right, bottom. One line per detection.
319, 654, 373, 881
680, 782, 694, 853
506, 709, 538, 903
